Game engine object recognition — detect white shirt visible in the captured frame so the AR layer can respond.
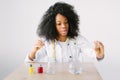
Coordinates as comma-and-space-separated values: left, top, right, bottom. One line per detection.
25, 34, 96, 62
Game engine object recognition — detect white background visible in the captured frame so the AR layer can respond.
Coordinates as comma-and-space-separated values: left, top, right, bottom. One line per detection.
0, 0, 120, 80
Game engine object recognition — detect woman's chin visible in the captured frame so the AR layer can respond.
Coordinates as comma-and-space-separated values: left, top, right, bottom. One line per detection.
61, 34, 68, 37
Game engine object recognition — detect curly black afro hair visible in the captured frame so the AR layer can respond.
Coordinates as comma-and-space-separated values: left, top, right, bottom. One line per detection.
37, 2, 80, 40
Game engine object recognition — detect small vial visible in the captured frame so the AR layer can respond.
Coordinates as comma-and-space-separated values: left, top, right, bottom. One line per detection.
29, 64, 34, 74
38, 64, 43, 73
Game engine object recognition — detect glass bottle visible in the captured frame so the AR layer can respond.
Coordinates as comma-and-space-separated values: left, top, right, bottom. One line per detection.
68, 45, 83, 74
38, 64, 43, 73
29, 64, 34, 74
46, 57, 56, 74
68, 56, 83, 74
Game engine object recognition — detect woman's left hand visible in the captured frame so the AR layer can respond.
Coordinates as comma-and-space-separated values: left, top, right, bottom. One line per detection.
94, 41, 104, 59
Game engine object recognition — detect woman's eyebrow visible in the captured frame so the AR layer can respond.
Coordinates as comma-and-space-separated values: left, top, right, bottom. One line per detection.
56, 20, 61, 22
56, 18, 68, 22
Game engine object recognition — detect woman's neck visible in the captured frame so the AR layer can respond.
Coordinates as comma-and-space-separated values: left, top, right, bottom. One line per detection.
57, 36, 67, 42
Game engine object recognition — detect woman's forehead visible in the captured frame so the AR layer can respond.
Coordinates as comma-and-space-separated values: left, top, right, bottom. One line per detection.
55, 14, 68, 21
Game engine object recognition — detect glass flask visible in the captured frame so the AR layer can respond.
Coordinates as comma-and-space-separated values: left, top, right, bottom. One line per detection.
68, 45, 83, 74
46, 57, 56, 74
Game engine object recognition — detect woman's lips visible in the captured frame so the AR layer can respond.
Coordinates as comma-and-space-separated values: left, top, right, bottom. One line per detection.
61, 30, 67, 34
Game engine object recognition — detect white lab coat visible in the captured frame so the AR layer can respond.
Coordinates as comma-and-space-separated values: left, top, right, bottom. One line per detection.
25, 34, 96, 62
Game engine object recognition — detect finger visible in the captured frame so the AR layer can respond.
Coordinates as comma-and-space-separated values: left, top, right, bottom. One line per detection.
97, 42, 104, 55
99, 43, 104, 53
37, 40, 44, 45
34, 40, 45, 48
39, 40, 44, 44
34, 44, 44, 49
94, 41, 99, 48
97, 41, 104, 49
99, 42, 104, 48
38, 42, 44, 47
94, 41, 97, 47
38, 40, 43, 43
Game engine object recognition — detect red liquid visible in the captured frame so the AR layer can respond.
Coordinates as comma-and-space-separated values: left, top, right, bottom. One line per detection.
38, 67, 43, 73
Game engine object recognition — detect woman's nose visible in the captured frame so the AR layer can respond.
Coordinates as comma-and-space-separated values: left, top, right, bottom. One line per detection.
61, 24, 66, 28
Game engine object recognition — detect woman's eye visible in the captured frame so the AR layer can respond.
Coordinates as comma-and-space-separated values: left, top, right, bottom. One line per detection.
57, 23, 61, 25
65, 22, 68, 24
65, 21, 68, 24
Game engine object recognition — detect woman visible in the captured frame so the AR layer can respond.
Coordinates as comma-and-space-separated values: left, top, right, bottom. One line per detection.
25, 2, 104, 62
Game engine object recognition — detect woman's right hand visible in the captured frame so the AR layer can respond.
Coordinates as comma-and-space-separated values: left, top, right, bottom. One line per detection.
34, 39, 45, 51
29, 39, 45, 61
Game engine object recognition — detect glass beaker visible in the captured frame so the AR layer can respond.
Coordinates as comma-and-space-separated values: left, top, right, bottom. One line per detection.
68, 45, 83, 74
46, 57, 56, 74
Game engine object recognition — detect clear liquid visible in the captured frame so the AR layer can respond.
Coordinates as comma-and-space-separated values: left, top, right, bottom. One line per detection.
69, 59, 82, 74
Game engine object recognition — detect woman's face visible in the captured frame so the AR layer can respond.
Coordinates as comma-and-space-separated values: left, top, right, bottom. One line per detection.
55, 14, 69, 37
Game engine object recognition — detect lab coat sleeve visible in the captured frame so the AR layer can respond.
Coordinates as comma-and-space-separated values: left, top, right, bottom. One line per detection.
24, 53, 32, 62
